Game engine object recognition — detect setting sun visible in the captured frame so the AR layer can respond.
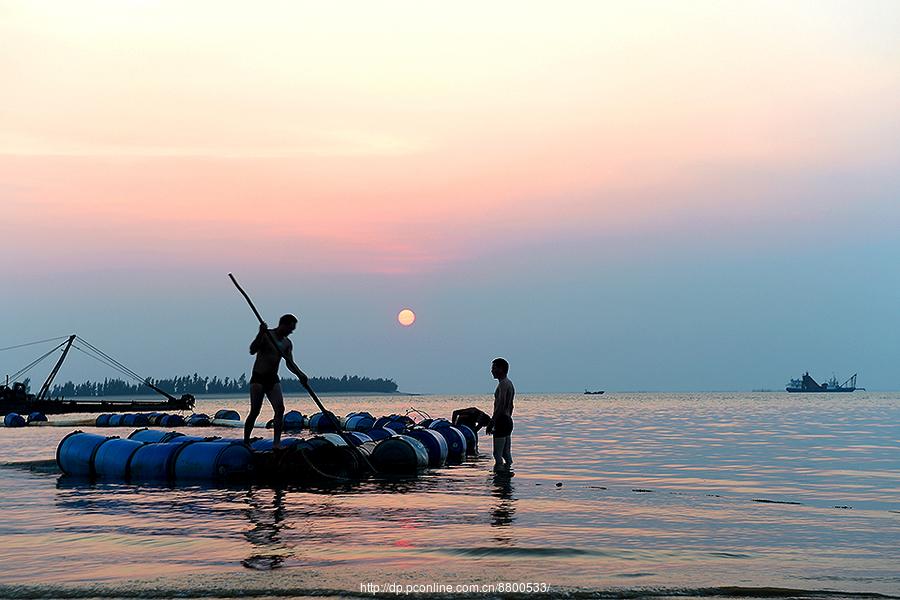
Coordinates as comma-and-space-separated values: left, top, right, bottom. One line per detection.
397, 309, 416, 327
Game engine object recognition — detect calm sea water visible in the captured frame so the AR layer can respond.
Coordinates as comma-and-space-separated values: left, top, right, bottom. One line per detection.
1, 392, 898, 599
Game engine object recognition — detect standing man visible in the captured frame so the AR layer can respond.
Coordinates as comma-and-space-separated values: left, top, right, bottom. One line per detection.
487, 357, 514, 471
244, 314, 309, 449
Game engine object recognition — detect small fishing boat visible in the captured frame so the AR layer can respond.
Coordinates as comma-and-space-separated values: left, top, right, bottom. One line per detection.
584, 389, 604, 395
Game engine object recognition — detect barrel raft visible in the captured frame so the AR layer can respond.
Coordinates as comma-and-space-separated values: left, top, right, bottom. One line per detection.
53, 408, 481, 484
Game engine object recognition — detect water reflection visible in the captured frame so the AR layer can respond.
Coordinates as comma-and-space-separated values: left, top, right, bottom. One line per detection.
241, 486, 292, 570
490, 471, 516, 529
6, 393, 898, 594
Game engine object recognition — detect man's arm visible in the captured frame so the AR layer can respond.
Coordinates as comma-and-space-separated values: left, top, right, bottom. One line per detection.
282, 344, 309, 386
249, 323, 268, 354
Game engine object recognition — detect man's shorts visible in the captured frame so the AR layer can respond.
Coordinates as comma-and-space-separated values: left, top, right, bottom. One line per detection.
250, 371, 280, 393
493, 413, 514, 437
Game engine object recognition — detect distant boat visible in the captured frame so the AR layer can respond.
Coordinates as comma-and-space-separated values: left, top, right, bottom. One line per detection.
1, 334, 195, 415
785, 372, 864, 393
584, 389, 605, 395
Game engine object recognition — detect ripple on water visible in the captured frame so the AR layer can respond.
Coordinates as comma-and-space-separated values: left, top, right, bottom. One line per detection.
0, 392, 898, 595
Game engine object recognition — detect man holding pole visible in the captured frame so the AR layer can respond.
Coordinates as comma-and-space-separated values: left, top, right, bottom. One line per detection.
244, 314, 309, 448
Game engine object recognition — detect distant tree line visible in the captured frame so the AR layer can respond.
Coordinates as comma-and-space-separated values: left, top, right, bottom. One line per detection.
50, 373, 398, 397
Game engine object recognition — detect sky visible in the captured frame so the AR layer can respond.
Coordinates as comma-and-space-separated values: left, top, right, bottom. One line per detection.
2, 1, 899, 393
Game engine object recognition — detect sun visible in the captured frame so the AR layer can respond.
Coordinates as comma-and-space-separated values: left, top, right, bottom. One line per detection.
397, 308, 416, 327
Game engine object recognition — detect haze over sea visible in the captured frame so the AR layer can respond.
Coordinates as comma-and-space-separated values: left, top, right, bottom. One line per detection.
2, 392, 898, 599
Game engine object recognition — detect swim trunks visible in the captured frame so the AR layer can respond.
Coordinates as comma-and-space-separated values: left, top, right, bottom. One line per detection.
492, 413, 514, 437
250, 371, 280, 393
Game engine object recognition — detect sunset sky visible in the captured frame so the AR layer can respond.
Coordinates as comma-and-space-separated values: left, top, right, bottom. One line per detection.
2, 1, 899, 393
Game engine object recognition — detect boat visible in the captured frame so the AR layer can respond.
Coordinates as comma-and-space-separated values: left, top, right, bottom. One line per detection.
785, 372, 864, 393
584, 389, 605, 395
2, 335, 194, 415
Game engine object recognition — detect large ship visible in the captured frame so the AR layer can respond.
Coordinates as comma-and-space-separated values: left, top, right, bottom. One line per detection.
785, 372, 863, 393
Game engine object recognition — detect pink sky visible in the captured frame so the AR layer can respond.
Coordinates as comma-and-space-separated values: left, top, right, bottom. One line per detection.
3, 1, 898, 277
2, 2, 900, 392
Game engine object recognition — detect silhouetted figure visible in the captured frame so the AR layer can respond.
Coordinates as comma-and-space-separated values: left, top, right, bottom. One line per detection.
245, 314, 309, 449
487, 357, 514, 471
451, 407, 492, 433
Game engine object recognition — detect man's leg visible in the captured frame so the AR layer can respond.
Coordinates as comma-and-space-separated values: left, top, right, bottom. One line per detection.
267, 383, 285, 449
493, 435, 508, 470
503, 435, 512, 467
245, 384, 264, 443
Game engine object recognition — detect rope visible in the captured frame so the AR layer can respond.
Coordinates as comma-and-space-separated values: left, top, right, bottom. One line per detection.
70, 344, 144, 383
329, 429, 379, 475
0, 336, 70, 353
406, 407, 431, 421
297, 447, 355, 483
75, 337, 145, 382
5, 340, 69, 382
46, 338, 185, 406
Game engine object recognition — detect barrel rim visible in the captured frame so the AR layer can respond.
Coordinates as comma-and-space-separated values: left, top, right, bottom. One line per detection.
372, 434, 430, 471
128, 439, 190, 481
94, 437, 145, 479
127, 427, 150, 440
170, 439, 252, 480
57, 431, 119, 477
56, 429, 83, 473
404, 427, 449, 466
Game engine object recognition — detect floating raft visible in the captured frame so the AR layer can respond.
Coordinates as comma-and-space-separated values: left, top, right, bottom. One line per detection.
56, 411, 479, 483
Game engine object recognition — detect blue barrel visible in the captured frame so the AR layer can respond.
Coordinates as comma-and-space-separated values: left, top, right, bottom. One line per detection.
160, 414, 185, 427
57, 431, 115, 476
373, 414, 413, 430
346, 411, 375, 420
308, 412, 340, 433
93, 438, 145, 479
107, 414, 125, 427
122, 413, 150, 427
167, 435, 211, 444
95, 414, 111, 427
366, 428, 396, 442
428, 418, 453, 429
346, 432, 373, 446
213, 409, 240, 421
453, 423, 478, 454
187, 413, 211, 427
250, 437, 304, 452
405, 427, 449, 467
383, 420, 407, 433
371, 435, 429, 473
283, 410, 305, 431
27, 412, 48, 423
303, 434, 369, 476
4, 413, 26, 427
147, 413, 165, 425
317, 433, 350, 447
345, 414, 375, 432
172, 441, 253, 480
372, 415, 392, 429
429, 425, 467, 463
128, 428, 182, 443
128, 441, 189, 481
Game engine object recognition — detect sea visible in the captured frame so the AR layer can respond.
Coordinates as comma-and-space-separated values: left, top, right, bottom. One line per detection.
1, 392, 898, 599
